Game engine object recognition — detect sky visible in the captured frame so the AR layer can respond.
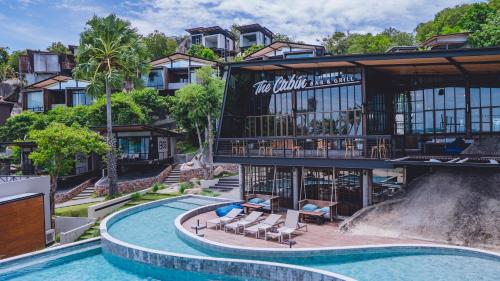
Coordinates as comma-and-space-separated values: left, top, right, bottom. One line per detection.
0, 0, 485, 52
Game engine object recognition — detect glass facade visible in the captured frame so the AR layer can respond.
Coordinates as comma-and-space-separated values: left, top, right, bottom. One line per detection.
221, 67, 362, 139
26, 91, 44, 112
118, 137, 150, 160
72, 91, 93, 106
471, 87, 500, 133
244, 166, 294, 208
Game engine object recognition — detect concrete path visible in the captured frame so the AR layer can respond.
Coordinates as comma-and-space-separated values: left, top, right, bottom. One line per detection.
55, 197, 105, 208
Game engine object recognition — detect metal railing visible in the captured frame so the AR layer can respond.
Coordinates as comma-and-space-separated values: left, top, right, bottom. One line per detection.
216, 135, 393, 160
0, 175, 33, 183
119, 152, 170, 162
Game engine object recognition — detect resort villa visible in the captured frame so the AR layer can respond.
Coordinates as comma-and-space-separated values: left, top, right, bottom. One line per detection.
0, 15, 499, 281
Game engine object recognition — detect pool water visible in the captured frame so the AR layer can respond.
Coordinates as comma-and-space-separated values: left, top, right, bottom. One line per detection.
107, 197, 500, 281
3, 197, 499, 281
0, 247, 261, 281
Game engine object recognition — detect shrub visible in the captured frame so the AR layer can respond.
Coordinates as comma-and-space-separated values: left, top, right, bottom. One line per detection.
179, 182, 193, 194
151, 182, 165, 192
130, 192, 142, 201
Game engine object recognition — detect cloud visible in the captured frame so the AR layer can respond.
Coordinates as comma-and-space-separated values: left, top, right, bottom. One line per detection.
124, 0, 481, 43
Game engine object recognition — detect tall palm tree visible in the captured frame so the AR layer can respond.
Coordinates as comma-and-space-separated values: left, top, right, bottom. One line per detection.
74, 14, 149, 196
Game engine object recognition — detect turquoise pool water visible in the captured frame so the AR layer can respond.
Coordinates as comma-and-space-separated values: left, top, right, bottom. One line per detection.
0, 246, 260, 281
107, 197, 500, 281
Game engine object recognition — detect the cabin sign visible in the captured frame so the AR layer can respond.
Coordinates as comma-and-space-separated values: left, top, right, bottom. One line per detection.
253, 73, 359, 95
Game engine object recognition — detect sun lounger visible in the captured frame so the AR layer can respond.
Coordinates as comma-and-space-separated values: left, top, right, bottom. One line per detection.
207, 208, 242, 230
224, 211, 263, 234
266, 210, 307, 243
244, 214, 282, 238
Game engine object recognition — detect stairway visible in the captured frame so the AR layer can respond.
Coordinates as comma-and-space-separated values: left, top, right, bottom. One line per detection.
72, 185, 96, 200
209, 177, 239, 190
163, 165, 180, 185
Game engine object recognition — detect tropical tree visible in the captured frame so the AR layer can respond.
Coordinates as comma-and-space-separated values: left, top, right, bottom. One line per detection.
0, 111, 47, 142
129, 88, 168, 122
273, 33, 293, 42
87, 92, 147, 126
468, 11, 500, 47
47, 42, 70, 54
0, 47, 8, 65
73, 14, 150, 196
28, 123, 108, 226
188, 44, 218, 60
143, 30, 178, 60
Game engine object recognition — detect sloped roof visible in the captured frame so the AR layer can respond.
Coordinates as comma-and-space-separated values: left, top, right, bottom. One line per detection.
236, 24, 273, 37
244, 41, 325, 60
150, 53, 218, 67
25, 75, 88, 90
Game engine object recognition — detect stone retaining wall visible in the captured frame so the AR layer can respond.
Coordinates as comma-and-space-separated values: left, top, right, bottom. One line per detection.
94, 165, 172, 196
55, 179, 93, 203
180, 164, 239, 182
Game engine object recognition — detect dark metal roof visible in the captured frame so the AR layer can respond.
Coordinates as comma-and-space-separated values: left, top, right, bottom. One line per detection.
92, 125, 180, 136
236, 24, 273, 37
186, 26, 236, 40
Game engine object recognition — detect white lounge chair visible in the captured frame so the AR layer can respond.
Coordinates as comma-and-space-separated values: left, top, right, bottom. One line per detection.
243, 214, 282, 238
224, 211, 263, 234
267, 210, 307, 243
207, 208, 243, 230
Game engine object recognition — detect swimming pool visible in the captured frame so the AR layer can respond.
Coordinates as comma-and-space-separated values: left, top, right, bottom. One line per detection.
0, 245, 262, 281
104, 196, 500, 281
2, 195, 499, 281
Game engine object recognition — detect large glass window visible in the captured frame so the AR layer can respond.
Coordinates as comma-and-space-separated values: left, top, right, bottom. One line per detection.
144, 69, 164, 89
118, 137, 150, 160
471, 87, 500, 132
27, 91, 44, 112
72, 91, 93, 106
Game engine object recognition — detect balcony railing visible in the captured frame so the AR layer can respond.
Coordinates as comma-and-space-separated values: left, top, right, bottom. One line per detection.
119, 152, 170, 162
216, 136, 393, 160
0, 175, 34, 183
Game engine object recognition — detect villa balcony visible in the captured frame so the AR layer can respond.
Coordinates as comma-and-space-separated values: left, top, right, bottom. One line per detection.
167, 82, 187, 90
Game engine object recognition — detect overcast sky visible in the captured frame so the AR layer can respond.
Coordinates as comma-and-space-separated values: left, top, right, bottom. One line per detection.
0, 0, 484, 51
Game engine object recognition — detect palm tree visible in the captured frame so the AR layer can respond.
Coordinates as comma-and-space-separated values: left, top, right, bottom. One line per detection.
74, 14, 149, 196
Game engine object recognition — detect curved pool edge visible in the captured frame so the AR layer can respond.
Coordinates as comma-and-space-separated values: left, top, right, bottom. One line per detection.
174, 200, 500, 260
0, 238, 101, 274
101, 195, 354, 281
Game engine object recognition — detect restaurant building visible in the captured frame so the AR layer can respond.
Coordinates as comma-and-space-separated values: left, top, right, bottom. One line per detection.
215, 46, 500, 216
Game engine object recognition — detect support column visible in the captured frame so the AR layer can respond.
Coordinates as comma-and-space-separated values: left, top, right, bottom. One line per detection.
239, 165, 245, 201
292, 167, 300, 210
362, 170, 369, 208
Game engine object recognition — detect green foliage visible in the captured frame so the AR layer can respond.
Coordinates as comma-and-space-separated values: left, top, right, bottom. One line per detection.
45, 105, 90, 127
458, 3, 495, 33
179, 182, 193, 194
167, 84, 206, 131
322, 28, 415, 55
55, 203, 95, 217
0, 63, 15, 81
468, 11, 500, 47
151, 182, 165, 192
7, 50, 25, 73
416, 5, 470, 42
0, 111, 47, 142
242, 44, 264, 57
87, 92, 147, 126
47, 42, 70, 54
199, 188, 220, 197
73, 14, 150, 94
143, 30, 178, 60
28, 123, 109, 178
176, 140, 198, 154
273, 33, 293, 42
187, 44, 218, 60
130, 192, 142, 201
129, 88, 168, 122
0, 47, 8, 65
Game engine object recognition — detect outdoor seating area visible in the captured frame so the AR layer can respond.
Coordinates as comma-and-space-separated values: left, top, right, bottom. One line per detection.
183, 207, 426, 249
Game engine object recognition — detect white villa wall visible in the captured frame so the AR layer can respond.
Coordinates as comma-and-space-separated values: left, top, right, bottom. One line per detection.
46, 79, 89, 90
0, 176, 51, 231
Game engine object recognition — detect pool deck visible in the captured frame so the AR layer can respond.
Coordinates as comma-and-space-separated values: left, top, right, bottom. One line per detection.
182, 210, 429, 249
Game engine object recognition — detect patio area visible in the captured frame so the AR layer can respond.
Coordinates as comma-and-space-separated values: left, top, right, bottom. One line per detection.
182, 210, 428, 249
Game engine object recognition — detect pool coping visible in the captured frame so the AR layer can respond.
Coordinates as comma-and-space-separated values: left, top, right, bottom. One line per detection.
100, 195, 354, 281
175, 201, 500, 260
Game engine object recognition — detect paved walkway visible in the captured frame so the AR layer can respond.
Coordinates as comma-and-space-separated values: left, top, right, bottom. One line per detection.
55, 197, 105, 208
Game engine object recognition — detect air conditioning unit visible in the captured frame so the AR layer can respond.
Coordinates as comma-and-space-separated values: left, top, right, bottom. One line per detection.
45, 229, 55, 244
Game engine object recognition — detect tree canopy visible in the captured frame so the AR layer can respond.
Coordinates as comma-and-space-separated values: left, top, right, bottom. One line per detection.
87, 92, 147, 126
47, 42, 70, 54
321, 28, 415, 55
143, 30, 178, 60
415, 1, 499, 47
129, 88, 169, 122
73, 14, 150, 94
187, 44, 218, 60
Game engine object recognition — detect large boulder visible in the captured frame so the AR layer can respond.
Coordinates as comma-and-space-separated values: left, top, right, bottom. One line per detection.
213, 166, 225, 177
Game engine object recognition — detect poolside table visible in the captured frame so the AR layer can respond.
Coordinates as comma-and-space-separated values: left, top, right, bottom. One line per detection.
241, 202, 264, 214
299, 210, 325, 225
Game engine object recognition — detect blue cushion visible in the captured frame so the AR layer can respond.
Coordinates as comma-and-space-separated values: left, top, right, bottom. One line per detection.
249, 198, 264, 204
314, 207, 329, 214
258, 199, 271, 208
215, 204, 243, 217
302, 204, 318, 211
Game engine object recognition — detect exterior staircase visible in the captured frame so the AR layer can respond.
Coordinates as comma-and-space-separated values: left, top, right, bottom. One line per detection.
72, 185, 96, 200
209, 177, 239, 191
163, 165, 180, 185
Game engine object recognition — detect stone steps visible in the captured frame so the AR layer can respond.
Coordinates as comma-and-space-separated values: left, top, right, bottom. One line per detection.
209, 177, 239, 190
